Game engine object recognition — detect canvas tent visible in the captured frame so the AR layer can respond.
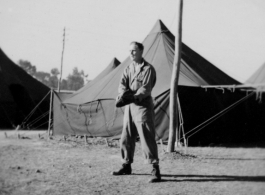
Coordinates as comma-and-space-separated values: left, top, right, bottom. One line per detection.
52, 20, 264, 146
65, 57, 120, 101
0, 48, 50, 129
243, 62, 265, 94
62, 20, 239, 105
246, 62, 265, 85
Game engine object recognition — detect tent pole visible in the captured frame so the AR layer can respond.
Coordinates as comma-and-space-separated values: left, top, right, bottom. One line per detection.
167, 0, 183, 152
48, 89, 54, 136
58, 27, 66, 93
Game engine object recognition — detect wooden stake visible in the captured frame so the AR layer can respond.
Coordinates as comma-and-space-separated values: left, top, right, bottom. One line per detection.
167, 0, 183, 152
92, 137, 96, 145
4, 132, 7, 138
105, 138, 109, 147
84, 135, 89, 145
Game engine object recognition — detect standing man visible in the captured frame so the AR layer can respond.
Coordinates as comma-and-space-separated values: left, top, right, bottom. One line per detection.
112, 42, 161, 183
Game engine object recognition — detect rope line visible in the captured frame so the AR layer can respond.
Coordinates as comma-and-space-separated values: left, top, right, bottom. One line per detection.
177, 95, 186, 146
82, 103, 93, 136
26, 110, 49, 125
22, 90, 50, 124
182, 92, 255, 144
26, 111, 49, 129
34, 120, 49, 130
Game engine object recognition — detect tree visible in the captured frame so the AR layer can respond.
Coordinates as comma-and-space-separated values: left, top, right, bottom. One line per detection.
48, 68, 60, 89
34, 71, 50, 86
18, 60, 36, 75
48, 76, 58, 89
51, 68, 60, 77
67, 67, 87, 90
17, 59, 88, 91
60, 79, 68, 90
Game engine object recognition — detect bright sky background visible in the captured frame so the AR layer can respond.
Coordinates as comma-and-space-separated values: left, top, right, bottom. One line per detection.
0, 0, 265, 83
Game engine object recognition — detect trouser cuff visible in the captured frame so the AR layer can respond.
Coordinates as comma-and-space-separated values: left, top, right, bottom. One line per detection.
121, 159, 133, 164
144, 159, 159, 164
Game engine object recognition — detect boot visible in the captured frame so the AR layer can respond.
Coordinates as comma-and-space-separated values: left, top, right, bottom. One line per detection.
149, 164, 161, 183
111, 163, 132, 175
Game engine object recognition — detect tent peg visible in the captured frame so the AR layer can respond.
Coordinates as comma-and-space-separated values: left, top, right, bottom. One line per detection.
84, 135, 89, 145
92, 137, 96, 145
105, 138, 109, 147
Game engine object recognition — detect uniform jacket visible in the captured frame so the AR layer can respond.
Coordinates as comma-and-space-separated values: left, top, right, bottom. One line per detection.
118, 59, 156, 122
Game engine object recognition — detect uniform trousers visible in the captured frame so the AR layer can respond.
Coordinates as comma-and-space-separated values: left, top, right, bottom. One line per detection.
120, 103, 159, 164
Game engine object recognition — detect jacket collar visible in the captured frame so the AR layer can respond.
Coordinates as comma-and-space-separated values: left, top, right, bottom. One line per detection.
131, 59, 147, 85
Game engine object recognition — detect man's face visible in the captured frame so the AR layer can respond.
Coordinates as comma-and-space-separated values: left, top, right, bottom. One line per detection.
129, 44, 143, 62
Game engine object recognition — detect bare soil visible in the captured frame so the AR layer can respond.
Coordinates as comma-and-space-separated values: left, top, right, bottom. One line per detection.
0, 131, 265, 195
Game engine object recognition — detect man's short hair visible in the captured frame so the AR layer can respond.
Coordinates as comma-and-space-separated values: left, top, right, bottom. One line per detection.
130, 41, 144, 51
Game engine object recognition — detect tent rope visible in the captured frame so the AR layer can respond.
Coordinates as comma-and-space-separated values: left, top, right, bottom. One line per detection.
26, 110, 49, 125
26, 111, 49, 129
21, 90, 50, 126
96, 101, 100, 112
77, 103, 93, 129
183, 91, 255, 145
84, 113, 93, 136
34, 120, 49, 130
83, 103, 93, 136
177, 95, 186, 146
77, 103, 96, 136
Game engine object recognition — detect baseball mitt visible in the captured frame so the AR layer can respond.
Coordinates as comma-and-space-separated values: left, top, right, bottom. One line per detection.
115, 90, 135, 107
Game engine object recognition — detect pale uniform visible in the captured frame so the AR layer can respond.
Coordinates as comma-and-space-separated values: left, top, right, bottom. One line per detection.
118, 59, 159, 164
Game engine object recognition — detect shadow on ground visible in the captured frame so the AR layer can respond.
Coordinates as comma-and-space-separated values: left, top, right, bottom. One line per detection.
160, 174, 265, 182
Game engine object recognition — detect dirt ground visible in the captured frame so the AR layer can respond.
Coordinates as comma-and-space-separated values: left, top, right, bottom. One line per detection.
0, 131, 265, 195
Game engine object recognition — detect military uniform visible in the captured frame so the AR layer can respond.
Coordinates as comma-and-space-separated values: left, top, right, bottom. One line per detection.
118, 59, 158, 164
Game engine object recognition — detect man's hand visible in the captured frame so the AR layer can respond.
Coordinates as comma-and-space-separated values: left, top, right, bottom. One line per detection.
115, 90, 135, 107
134, 95, 143, 103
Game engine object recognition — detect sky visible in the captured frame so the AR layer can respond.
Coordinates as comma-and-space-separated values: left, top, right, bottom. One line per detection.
0, 0, 265, 83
